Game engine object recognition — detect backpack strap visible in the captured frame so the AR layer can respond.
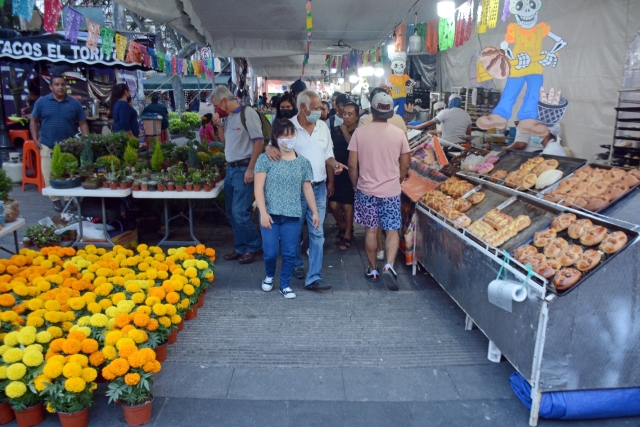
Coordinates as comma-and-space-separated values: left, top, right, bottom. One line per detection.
240, 106, 248, 133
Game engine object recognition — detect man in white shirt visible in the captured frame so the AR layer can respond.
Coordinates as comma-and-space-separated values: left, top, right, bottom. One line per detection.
266, 90, 347, 291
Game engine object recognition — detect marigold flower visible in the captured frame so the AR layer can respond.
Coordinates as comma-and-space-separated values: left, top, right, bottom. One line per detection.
171, 314, 182, 325
67, 297, 85, 311
35, 331, 52, 344
64, 377, 86, 393
152, 303, 167, 316
49, 338, 65, 353
136, 306, 152, 316
88, 351, 105, 367
115, 337, 135, 350
5, 381, 26, 398
0, 366, 6, 379
124, 372, 140, 386
7, 363, 27, 380
127, 329, 148, 345
158, 316, 171, 328
81, 367, 97, 383
89, 313, 108, 328
44, 311, 63, 323
33, 374, 49, 392
104, 331, 122, 346
114, 313, 130, 328
3, 348, 24, 364
165, 292, 180, 304
17, 326, 37, 346
183, 285, 195, 296
102, 345, 117, 361
99, 299, 114, 310
67, 330, 87, 341
61, 339, 82, 355
146, 318, 159, 332
109, 358, 130, 376
111, 292, 126, 305
69, 354, 89, 368
3, 331, 19, 347
118, 343, 138, 359
62, 362, 83, 379
0, 294, 16, 307
23, 350, 44, 367
133, 313, 150, 328
26, 317, 45, 328
81, 339, 99, 355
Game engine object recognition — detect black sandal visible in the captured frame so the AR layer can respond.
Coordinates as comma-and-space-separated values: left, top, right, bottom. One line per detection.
335, 229, 345, 243
339, 237, 351, 251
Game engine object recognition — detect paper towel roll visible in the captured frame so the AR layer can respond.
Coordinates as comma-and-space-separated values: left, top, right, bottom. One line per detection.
487, 280, 527, 312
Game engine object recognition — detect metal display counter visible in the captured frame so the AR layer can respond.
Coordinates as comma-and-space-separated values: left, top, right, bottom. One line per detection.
413, 177, 640, 426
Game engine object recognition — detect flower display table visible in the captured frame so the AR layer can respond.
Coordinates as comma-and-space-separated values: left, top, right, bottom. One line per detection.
0, 217, 25, 254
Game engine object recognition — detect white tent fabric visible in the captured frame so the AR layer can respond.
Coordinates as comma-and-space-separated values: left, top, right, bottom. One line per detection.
439, 0, 640, 161
248, 55, 329, 79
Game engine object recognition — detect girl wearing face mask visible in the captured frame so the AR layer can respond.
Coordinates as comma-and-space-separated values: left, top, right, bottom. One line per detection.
109, 83, 140, 138
254, 119, 320, 299
275, 93, 297, 121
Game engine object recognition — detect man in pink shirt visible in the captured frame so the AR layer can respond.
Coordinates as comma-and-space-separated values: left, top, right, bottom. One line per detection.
348, 92, 411, 291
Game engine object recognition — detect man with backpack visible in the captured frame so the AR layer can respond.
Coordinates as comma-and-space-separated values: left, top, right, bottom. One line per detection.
212, 86, 264, 265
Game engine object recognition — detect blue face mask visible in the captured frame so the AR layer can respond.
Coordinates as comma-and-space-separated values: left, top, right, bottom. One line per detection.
531, 135, 543, 144
306, 110, 322, 123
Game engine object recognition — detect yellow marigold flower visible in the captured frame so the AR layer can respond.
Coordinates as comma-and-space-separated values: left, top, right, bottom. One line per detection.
145, 296, 160, 307
106, 318, 115, 330
86, 303, 101, 314
183, 285, 195, 296
165, 304, 177, 316
146, 268, 158, 280
69, 354, 89, 368
100, 300, 114, 311
0, 366, 6, 379
110, 292, 126, 305
44, 311, 62, 323
7, 363, 27, 380
86, 245, 98, 255
171, 314, 181, 325
152, 304, 167, 316
103, 345, 117, 361
115, 337, 135, 350
81, 367, 97, 383
165, 292, 180, 304
127, 329, 148, 345
89, 313, 108, 328
138, 262, 149, 272
125, 282, 141, 293
191, 278, 201, 287
3, 348, 24, 364
24, 344, 43, 354
136, 306, 152, 316
184, 267, 198, 278
158, 316, 171, 328
5, 381, 26, 398
26, 317, 45, 328
67, 297, 85, 311
124, 372, 140, 386
117, 300, 135, 314
64, 377, 86, 393
89, 351, 105, 367
47, 326, 63, 339
34, 374, 49, 392
34, 331, 52, 345
94, 282, 111, 295
0, 345, 7, 356
43, 360, 64, 379
137, 244, 148, 252
22, 350, 44, 367
44, 300, 61, 311
81, 339, 99, 355
26, 298, 44, 311
12, 284, 29, 297
62, 362, 83, 379
17, 326, 37, 346
1, 311, 18, 323
61, 339, 81, 355
196, 260, 209, 270
104, 331, 122, 347
45, 402, 55, 413
4, 331, 19, 347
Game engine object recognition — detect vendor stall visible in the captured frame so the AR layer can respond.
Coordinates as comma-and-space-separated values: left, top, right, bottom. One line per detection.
412, 149, 640, 426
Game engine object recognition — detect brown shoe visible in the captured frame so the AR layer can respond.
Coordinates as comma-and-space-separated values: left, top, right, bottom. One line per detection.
224, 251, 243, 261
476, 114, 508, 130
238, 249, 263, 264
518, 119, 550, 138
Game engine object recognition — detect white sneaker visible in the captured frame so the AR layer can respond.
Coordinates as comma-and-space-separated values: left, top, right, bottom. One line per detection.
262, 276, 274, 292
376, 250, 384, 261
280, 287, 296, 299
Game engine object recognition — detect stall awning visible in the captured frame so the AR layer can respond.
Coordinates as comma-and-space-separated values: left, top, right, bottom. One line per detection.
143, 73, 230, 90
0, 33, 150, 70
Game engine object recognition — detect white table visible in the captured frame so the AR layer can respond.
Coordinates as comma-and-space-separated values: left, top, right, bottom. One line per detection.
132, 181, 224, 246
0, 218, 26, 254
42, 187, 132, 247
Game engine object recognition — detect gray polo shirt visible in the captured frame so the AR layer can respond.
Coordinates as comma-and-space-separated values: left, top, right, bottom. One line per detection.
434, 108, 472, 145
224, 106, 263, 162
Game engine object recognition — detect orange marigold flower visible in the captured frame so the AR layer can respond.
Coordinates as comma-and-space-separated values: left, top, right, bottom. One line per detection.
88, 351, 105, 367
118, 344, 138, 359
124, 372, 140, 386
146, 318, 159, 332
62, 339, 82, 355
120, 325, 135, 336
50, 338, 66, 353
0, 294, 15, 307
133, 313, 150, 328
67, 331, 87, 341
101, 366, 116, 381
185, 247, 196, 255
114, 313, 130, 328
109, 358, 130, 376
165, 292, 180, 304
81, 339, 99, 354
195, 244, 205, 254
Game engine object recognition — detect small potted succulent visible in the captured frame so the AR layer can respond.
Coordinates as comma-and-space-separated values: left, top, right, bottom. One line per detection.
132, 179, 141, 191
148, 179, 157, 192
22, 236, 32, 247
104, 162, 119, 190
174, 173, 186, 192
157, 178, 166, 192
166, 178, 175, 191
140, 179, 149, 192
190, 170, 203, 191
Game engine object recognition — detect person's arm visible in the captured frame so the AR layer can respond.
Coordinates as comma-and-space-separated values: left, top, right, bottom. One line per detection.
326, 163, 334, 197
408, 119, 436, 130
340, 124, 353, 143
466, 124, 472, 136
505, 142, 527, 151
79, 120, 89, 135
399, 152, 411, 183
302, 181, 320, 229
254, 172, 272, 229
29, 117, 41, 149
76, 101, 88, 135
245, 139, 264, 184
348, 150, 359, 189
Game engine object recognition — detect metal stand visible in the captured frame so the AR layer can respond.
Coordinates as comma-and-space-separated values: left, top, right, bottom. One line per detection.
157, 198, 200, 246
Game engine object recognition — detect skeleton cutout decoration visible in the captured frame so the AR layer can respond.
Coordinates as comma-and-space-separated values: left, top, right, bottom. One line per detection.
387, 52, 415, 116
476, 0, 567, 137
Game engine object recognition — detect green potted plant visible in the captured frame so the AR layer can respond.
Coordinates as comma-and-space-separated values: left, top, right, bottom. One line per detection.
123, 143, 139, 167
50, 145, 81, 189
132, 179, 141, 192
209, 153, 227, 179
190, 170, 203, 191
95, 155, 121, 170
147, 179, 157, 192
104, 162, 119, 190
174, 173, 186, 192
0, 169, 18, 222
80, 163, 102, 190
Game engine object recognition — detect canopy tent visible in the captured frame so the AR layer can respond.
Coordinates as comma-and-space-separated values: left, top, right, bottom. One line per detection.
247, 55, 329, 80
143, 73, 230, 90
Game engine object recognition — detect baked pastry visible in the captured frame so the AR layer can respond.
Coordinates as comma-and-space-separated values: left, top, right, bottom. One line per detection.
573, 197, 590, 209
572, 180, 592, 196
522, 253, 547, 269
623, 173, 640, 188
557, 245, 583, 267
543, 238, 569, 258
452, 199, 472, 213
560, 195, 577, 207
489, 170, 507, 183
603, 168, 627, 185
599, 231, 628, 254
474, 163, 494, 175
543, 190, 564, 203
514, 244, 538, 262
467, 220, 496, 238
557, 177, 579, 193
586, 170, 605, 183
519, 157, 545, 173
515, 215, 532, 231
521, 173, 538, 190
607, 183, 629, 201
468, 192, 485, 205
573, 167, 592, 181
535, 169, 564, 189
553, 268, 582, 291
535, 259, 561, 279
533, 229, 557, 247
575, 249, 601, 272
483, 209, 515, 230
551, 213, 577, 232
585, 195, 609, 211
567, 219, 593, 239
587, 182, 608, 197
505, 171, 525, 188
628, 169, 640, 180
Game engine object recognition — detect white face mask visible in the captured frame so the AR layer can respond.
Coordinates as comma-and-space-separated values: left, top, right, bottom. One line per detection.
277, 138, 295, 152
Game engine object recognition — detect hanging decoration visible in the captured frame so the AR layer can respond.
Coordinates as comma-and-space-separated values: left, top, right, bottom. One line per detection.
426, 19, 439, 54
455, 0, 473, 47
85, 18, 101, 51
487, 0, 500, 29
157, 54, 165, 72
302, 0, 312, 75
100, 27, 115, 57
149, 48, 158, 69
182, 58, 189, 76
43, 0, 63, 34
125, 40, 142, 64
325, 55, 332, 68
476, 0, 487, 34
502, 0, 511, 21
464, 0, 474, 42
17, 0, 35, 21
396, 23, 407, 52
115, 33, 127, 60
439, 17, 455, 51
415, 22, 427, 53
171, 56, 177, 75
187, 59, 194, 76
64, 7, 83, 44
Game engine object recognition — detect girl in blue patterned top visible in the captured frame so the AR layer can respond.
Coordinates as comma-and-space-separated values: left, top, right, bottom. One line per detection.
254, 119, 319, 298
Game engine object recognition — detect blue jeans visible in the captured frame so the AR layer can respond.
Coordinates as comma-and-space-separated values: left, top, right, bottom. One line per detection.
393, 97, 406, 117
294, 183, 326, 286
224, 165, 262, 254
261, 214, 301, 290
493, 74, 543, 121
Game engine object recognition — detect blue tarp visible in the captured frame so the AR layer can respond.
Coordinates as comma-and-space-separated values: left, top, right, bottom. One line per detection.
510, 372, 640, 420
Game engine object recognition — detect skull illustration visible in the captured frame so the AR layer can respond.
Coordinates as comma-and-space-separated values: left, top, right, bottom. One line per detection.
390, 52, 407, 77
510, 0, 542, 29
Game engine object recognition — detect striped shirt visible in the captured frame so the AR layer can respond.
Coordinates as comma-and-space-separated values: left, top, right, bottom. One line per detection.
31, 94, 87, 148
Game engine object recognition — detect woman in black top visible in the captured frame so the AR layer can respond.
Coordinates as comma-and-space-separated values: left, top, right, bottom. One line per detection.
329, 102, 359, 250
275, 93, 297, 120
109, 83, 139, 137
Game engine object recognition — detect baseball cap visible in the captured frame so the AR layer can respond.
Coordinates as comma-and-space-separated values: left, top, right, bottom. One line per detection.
371, 92, 394, 119
336, 93, 349, 106
290, 79, 307, 94
434, 101, 446, 110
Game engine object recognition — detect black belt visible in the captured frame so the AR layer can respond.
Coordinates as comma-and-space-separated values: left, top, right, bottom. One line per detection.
311, 180, 325, 187
228, 158, 251, 168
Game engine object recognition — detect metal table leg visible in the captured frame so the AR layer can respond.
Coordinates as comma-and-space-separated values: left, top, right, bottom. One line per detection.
100, 197, 116, 246
13, 230, 19, 253
156, 198, 201, 247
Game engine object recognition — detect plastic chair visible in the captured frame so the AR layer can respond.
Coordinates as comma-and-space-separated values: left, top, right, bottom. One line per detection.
22, 140, 44, 193
9, 129, 29, 147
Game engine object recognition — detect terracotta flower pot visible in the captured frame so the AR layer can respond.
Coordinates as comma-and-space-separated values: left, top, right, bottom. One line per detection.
185, 306, 198, 320
132, 184, 141, 191
102, 181, 109, 188
23, 241, 33, 248
185, 184, 193, 191
193, 184, 202, 192
167, 184, 175, 191
58, 407, 89, 427
109, 182, 118, 190
121, 397, 154, 427
141, 184, 148, 191
175, 185, 184, 192
0, 401, 14, 424
14, 402, 45, 427
157, 184, 165, 192
203, 184, 213, 192
168, 329, 178, 344
177, 320, 184, 332
197, 293, 204, 308
155, 342, 168, 363
120, 182, 129, 190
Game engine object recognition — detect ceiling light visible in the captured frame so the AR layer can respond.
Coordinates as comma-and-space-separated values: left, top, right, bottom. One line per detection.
338, 77, 344, 84
358, 66, 374, 77
374, 67, 384, 77
437, 1, 455, 18
387, 44, 395, 57
349, 74, 359, 83
330, 68, 337, 74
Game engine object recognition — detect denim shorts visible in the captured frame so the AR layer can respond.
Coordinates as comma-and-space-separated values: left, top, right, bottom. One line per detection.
354, 189, 401, 230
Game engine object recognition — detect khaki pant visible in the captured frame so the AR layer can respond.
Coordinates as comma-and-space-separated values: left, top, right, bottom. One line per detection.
40, 145, 59, 202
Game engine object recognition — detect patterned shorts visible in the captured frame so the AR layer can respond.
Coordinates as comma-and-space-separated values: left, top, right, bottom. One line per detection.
354, 189, 401, 230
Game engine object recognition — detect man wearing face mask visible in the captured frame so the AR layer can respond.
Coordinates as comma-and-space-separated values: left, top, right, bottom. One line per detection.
266, 90, 348, 291
212, 86, 264, 265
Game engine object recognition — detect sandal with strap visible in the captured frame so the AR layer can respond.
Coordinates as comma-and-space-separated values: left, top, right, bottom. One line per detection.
339, 237, 351, 251
334, 228, 346, 243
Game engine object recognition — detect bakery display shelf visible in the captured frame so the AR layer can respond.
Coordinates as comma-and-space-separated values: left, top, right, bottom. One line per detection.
600, 144, 640, 153
511, 214, 637, 297
617, 126, 640, 131
614, 106, 640, 112
538, 163, 640, 213
615, 135, 640, 142
617, 118, 640, 123
496, 150, 586, 178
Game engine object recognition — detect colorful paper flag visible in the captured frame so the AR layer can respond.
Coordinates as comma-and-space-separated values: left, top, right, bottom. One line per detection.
502, 0, 511, 22
115, 33, 127, 61
439, 17, 455, 51
101, 27, 115, 57
171, 56, 177, 75
182, 59, 188, 76
85, 18, 100, 51
426, 20, 438, 54
43, 0, 63, 34
149, 48, 158, 69
157, 54, 165, 72
18, 0, 35, 21
64, 7, 83, 43
126, 40, 142, 64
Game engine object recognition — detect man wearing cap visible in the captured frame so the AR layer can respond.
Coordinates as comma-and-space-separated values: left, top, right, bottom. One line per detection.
348, 92, 411, 291
142, 93, 170, 142
290, 79, 307, 104
265, 90, 348, 291
359, 87, 407, 132
408, 94, 471, 145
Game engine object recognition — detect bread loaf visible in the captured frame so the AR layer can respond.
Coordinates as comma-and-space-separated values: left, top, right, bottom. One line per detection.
551, 213, 577, 232
599, 231, 627, 254
553, 268, 582, 291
